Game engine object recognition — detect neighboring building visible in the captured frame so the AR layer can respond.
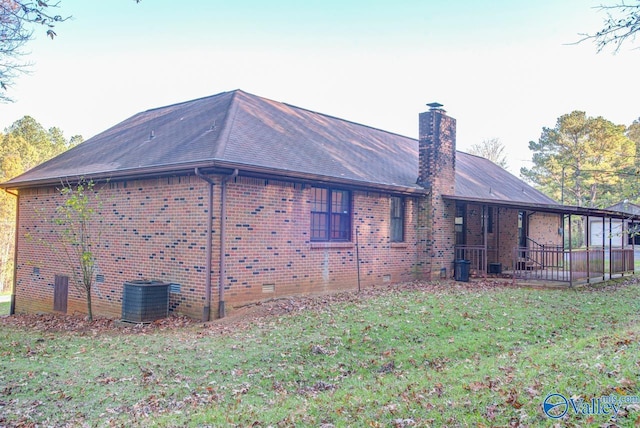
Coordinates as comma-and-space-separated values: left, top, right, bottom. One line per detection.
588, 201, 640, 247
1, 90, 635, 320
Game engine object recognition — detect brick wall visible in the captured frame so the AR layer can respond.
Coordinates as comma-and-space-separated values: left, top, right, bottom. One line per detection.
496, 208, 519, 269
14, 174, 429, 319
220, 177, 427, 309
15, 176, 213, 319
529, 212, 562, 246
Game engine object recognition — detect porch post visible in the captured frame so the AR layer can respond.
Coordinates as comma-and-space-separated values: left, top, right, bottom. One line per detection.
609, 217, 613, 279
496, 207, 500, 265
622, 218, 626, 276
602, 217, 613, 279
586, 214, 590, 284
603, 216, 607, 281
483, 204, 488, 278
568, 214, 573, 287
632, 219, 636, 274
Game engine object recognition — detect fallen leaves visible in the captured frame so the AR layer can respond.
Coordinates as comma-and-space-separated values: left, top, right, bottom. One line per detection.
0, 313, 195, 335
2, 278, 640, 426
296, 380, 337, 396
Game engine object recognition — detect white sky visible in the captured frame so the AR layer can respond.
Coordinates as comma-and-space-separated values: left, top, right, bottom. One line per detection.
1, 0, 638, 175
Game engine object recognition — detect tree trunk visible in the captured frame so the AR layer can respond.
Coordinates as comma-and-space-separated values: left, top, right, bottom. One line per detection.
86, 286, 93, 322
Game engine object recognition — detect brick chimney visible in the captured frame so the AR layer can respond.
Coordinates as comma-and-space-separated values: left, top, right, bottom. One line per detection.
417, 103, 456, 190
418, 103, 457, 279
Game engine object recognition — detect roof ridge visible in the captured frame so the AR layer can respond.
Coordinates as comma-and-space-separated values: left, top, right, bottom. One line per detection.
211, 90, 242, 159
140, 90, 234, 114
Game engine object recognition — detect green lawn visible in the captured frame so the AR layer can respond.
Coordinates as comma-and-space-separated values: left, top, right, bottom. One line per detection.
0, 301, 9, 316
1, 279, 640, 427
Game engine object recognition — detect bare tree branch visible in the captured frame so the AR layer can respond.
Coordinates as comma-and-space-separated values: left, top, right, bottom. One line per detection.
0, 1, 69, 102
468, 138, 509, 169
577, 1, 640, 53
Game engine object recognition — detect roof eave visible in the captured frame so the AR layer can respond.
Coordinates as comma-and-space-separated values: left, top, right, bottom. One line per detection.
0, 160, 429, 196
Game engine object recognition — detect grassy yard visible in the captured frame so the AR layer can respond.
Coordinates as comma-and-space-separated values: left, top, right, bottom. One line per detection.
0, 290, 9, 316
0, 301, 9, 316
1, 280, 640, 427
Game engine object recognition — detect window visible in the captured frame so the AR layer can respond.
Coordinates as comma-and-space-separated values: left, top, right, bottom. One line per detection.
390, 196, 404, 242
311, 188, 351, 241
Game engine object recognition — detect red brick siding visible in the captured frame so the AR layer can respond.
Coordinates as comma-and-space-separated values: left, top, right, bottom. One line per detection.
496, 208, 519, 269
220, 177, 426, 308
14, 174, 429, 319
15, 177, 212, 319
463, 203, 484, 246
529, 212, 562, 246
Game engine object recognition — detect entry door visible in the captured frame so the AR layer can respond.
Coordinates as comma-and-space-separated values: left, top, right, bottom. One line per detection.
454, 203, 466, 260
455, 203, 466, 245
54, 275, 69, 313
518, 211, 528, 259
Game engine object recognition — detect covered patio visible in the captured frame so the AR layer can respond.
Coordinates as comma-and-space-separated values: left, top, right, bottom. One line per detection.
449, 197, 639, 287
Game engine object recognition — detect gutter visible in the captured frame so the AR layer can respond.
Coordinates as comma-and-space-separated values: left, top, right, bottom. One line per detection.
218, 168, 239, 319
1, 160, 428, 196
4, 189, 18, 315
194, 168, 215, 322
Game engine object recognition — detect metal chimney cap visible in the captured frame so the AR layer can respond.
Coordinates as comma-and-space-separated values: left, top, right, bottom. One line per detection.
427, 102, 444, 109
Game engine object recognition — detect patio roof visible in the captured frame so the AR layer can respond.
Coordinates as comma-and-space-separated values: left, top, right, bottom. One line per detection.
444, 195, 640, 221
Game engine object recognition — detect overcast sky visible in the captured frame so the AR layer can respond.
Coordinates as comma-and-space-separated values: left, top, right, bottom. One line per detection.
1, 0, 638, 174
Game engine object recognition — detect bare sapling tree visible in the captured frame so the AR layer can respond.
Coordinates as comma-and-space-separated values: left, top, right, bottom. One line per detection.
54, 178, 103, 321
468, 137, 509, 169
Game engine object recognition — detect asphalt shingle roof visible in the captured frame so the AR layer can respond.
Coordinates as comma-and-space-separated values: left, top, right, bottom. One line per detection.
453, 152, 557, 205
1, 89, 557, 206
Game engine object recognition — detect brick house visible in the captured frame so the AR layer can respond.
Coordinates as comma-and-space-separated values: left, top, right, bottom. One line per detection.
1, 90, 635, 320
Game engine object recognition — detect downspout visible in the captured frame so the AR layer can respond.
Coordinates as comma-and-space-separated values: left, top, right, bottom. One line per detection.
219, 168, 239, 319
5, 189, 18, 315
568, 214, 573, 287
194, 168, 215, 322
609, 217, 612, 279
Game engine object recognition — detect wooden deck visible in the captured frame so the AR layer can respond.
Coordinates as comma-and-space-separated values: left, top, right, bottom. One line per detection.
455, 245, 635, 286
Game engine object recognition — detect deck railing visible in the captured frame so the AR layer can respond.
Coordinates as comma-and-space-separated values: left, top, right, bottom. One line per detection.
454, 243, 634, 284
454, 245, 486, 277
610, 248, 635, 275
512, 246, 634, 284
513, 246, 567, 282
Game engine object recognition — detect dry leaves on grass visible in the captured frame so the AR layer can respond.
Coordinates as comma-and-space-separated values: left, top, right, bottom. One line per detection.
0, 313, 195, 335
2, 276, 620, 336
